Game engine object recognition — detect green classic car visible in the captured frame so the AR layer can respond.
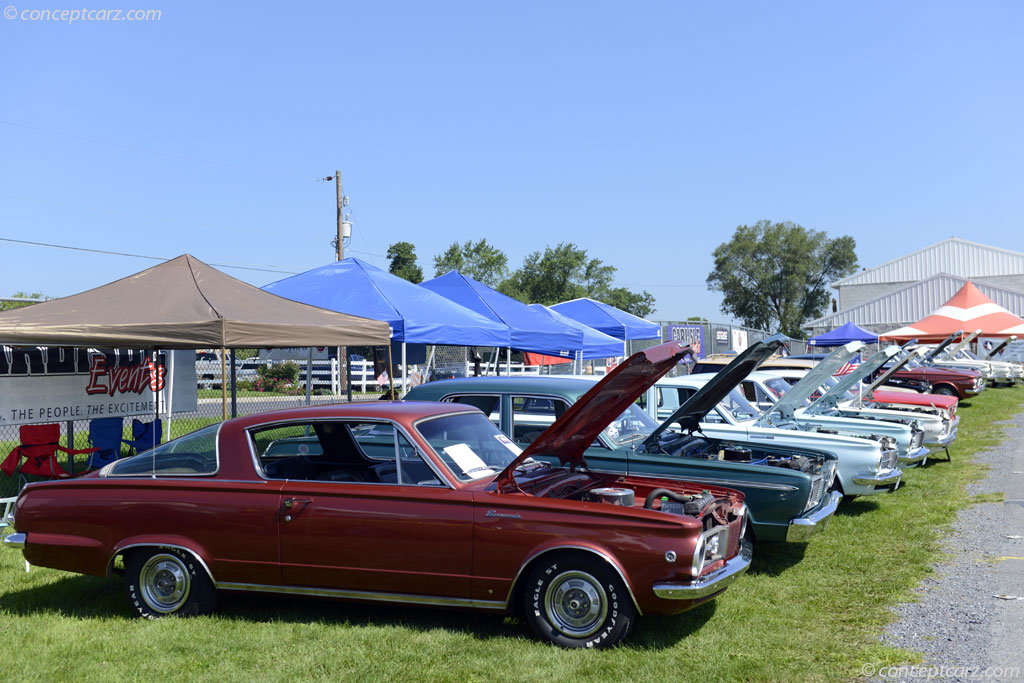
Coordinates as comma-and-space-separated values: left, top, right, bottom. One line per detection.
405, 348, 842, 544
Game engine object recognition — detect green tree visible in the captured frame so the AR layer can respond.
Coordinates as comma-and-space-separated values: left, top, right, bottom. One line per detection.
386, 242, 423, 283
500, 242, 655, 317
706, 220, 857, 338
432, 239, 509, 286
3, 291, 51, 311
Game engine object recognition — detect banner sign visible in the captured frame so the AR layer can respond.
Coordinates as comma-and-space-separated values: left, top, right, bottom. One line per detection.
0, 347, 197, 426
731, 329, 748, 353
667, 325, 705, 359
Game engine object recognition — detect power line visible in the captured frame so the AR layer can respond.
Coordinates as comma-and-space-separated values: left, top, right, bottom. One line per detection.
0, 237, 299, 275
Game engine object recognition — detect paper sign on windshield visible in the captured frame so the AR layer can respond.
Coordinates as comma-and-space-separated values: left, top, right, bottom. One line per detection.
442, 443, 491, 478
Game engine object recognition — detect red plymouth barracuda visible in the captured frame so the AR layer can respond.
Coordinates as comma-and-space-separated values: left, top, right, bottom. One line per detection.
3, 341, 750, 649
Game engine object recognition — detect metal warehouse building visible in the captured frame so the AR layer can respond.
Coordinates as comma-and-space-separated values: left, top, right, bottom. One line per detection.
806, 238, 1024, 337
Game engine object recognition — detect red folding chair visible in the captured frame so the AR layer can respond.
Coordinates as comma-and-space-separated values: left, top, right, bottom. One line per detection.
1, 423, 97, 482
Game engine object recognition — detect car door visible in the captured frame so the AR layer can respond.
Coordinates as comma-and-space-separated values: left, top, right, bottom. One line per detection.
252, 418, 475, 600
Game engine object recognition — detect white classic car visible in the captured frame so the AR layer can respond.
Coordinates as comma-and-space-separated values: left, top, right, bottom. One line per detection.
645, 339, 902, 498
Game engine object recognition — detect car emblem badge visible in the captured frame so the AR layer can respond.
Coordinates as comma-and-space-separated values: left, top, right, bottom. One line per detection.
485, 510, 521, 519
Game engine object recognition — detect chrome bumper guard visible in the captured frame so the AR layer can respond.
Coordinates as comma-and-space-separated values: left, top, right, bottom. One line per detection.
2, 532, 25, 550
853, 468, 903, 487
899, 445, 929, 465
653, 540, 752, 601
786, 490, 842, 543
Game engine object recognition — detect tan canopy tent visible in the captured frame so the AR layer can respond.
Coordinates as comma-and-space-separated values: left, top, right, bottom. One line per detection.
0, 254, 391, 419
0, 254, 391, 348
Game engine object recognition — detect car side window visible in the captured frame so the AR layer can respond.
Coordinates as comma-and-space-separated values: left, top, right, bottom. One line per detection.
511, 395, 570, 445
249, 420, 442, 486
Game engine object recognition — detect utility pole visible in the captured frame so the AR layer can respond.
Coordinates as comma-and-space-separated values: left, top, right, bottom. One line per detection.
335, 170, 344, 261
330, 169, 349, 398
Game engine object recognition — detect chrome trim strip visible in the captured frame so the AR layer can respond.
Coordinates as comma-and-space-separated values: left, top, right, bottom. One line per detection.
653, 540, 752, 600
106, 542, 215, 583
786, 491, 841, 543
3, 532, 26, 550
853, 469, 903, 486
215, 581, 507, 611
640, 472, 798, 492
505, 544, 643, 616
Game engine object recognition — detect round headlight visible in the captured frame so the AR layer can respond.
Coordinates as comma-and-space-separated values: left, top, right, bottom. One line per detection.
691, 535, 706, 577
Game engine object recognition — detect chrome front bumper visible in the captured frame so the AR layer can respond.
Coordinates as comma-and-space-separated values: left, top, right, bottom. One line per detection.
786, 490, 842, 543
2, 532, 25, 550
653, 541, 753, 601
853, 468, 903, 488
899, 445, 929, 465
927, 426, 958, 448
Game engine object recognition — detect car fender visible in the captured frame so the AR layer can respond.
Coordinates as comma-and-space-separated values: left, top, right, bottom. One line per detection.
107, 535, 216, 583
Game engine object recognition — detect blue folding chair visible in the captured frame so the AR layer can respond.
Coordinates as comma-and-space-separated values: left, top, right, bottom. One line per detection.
124, 418, 162, 454
87, 417, 124, 469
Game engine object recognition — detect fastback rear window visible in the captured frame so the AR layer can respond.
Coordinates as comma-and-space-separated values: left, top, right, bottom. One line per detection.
102, 424, 219, 477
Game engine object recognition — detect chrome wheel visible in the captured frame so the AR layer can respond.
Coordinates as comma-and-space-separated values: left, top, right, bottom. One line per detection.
138, 552, 192, 613
543, 570, 608, 638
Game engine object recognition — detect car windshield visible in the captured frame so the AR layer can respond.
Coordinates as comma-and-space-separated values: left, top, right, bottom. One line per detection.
415, 412, 525, 482
717, 389, 761, 422
601, 403, 659, 447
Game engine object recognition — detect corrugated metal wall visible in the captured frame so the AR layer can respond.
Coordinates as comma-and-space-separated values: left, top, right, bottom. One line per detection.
834, 238, 1024, 288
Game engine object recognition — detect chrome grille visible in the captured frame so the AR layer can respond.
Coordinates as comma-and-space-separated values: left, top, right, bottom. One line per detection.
880, 447, 898, 471
726, 518, 741, 558
911, 430, 924, 450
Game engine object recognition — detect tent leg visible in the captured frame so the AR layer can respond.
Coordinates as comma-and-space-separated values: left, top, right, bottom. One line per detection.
506, 347, 511, 377
305, 347, 313, 406
402, 342, 407, 397
220, 346, 228, 421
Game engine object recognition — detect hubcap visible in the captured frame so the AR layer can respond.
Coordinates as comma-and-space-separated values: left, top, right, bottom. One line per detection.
139, 553, 191, 613
544, 570, 608, 638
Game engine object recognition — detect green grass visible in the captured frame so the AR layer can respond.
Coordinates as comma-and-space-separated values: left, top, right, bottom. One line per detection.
2, 386, 1023, 682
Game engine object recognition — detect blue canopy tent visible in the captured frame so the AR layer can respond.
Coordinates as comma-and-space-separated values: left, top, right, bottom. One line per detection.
421, 272, 582, 371
550, 298, 661, 356
263, 259, 511, 390
808, 321, 879, 347
527, 304, 623, 360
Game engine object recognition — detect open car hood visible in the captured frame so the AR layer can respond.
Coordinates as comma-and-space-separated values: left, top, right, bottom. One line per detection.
804, 345, 900, 413
758, 341, 863, 422
493, 340, 694, 491
639, 333, 788, 449
921, 331, 962, 363
985, 335, 1017, 359
863, 347, 926, 396
943, 329, 982, 359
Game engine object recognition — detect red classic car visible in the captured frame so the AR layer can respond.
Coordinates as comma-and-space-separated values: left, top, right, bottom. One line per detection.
3, 341, 750, 649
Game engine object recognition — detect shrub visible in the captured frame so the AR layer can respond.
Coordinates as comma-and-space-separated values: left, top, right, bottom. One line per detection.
253, 362, 300, 393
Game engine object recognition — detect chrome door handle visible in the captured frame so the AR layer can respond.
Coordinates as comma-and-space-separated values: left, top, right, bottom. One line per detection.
283, 498, 312, 508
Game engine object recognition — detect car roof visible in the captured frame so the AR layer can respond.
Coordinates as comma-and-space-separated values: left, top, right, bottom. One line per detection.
407, 375, 599, 397
227, 399, 475, 430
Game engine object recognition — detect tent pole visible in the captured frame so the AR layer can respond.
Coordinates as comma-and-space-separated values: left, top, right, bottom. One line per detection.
506, 347, 511, 377
402, 342, 407, 397
387, 343, 396, 398
165, 350, 174, 440
220, 346, 228, 421
305, 347, 313, 406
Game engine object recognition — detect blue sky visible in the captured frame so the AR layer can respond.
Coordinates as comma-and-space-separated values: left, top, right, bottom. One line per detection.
2, 1, 1022, 324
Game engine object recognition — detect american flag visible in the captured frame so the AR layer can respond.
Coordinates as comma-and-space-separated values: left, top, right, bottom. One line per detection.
834, 354, 861, 376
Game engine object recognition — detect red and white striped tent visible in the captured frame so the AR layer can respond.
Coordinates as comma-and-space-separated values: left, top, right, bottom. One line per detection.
881, 281, 1024, 342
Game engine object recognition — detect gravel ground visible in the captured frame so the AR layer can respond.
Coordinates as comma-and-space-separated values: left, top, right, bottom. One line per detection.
872, 411, 1024, 682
